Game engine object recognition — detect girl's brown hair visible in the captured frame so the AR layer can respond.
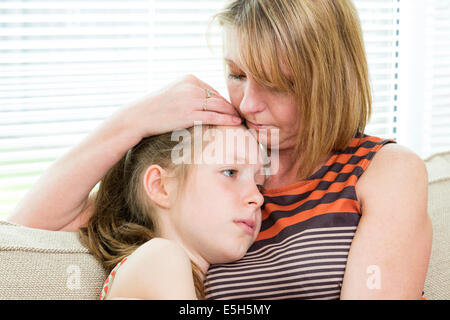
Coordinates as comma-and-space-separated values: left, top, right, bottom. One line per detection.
79, 126, 209, 299
212, 0, 371, 179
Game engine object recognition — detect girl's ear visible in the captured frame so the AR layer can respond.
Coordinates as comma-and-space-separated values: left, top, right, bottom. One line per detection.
143, 165, 176, 209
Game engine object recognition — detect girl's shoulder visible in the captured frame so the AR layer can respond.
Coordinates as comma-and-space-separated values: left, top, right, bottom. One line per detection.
137, 237, 191, 261
106, 237, 197, 299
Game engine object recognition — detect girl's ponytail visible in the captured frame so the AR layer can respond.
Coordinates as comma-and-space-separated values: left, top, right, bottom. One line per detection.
79, 153, 156, 273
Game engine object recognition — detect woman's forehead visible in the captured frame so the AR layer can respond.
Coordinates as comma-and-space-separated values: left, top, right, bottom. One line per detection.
223, 29, 243, 67
222, 27, 293, 86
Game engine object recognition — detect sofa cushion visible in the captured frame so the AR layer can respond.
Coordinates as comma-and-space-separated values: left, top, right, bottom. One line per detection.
423, 151, 450, 300
0, 220, 106, 300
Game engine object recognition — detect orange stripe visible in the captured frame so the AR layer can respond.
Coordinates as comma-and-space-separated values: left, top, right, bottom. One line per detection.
263, 139, 386, 197
264, 178, 358, 213
264, 163, 360, 201
257, 198, 360, 241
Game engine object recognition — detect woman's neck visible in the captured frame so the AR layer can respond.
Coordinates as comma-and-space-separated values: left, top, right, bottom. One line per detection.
264, 147, 331, 190
263, 148, 299, 190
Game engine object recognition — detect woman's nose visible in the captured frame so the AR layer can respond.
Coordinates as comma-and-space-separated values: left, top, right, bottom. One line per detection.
239, 79, 268, 115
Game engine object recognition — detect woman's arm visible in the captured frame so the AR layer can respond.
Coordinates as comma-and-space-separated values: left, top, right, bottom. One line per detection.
341, 144, 433, 299
7, 75, 240, 231
7, 106, 141, 231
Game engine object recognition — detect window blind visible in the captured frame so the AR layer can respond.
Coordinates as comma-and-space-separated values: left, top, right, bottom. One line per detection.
353, 0, 400, 140
427, 0, 450, 155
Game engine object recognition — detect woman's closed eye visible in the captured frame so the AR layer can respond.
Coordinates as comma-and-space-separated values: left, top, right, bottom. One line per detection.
256, 184, 265, 193
228, 73, 246, 81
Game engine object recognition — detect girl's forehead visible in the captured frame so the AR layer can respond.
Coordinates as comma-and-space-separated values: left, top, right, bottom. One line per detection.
202, 126, 263, 166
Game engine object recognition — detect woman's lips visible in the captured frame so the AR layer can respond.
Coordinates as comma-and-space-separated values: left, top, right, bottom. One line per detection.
234, 219, 256, 236
246, 120, 269, 130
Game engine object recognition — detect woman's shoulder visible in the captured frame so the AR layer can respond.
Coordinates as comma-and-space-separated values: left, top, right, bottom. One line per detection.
106, 238, 197, 299
356, 143, 428, 213
358, 143, 426, 184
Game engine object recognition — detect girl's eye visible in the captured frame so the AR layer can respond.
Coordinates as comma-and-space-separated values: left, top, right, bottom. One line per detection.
222, 169, 237, 177
228, 73, 246, 81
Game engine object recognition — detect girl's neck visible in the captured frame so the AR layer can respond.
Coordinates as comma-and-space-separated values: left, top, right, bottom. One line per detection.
178, 243, 210, 280
158, 226, 210, 279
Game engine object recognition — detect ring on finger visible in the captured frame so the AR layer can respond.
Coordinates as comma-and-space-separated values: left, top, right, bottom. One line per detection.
205, 88, 213, 99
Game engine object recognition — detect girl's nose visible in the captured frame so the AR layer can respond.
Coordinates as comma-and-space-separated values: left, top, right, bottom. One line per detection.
246, 185, 265, 208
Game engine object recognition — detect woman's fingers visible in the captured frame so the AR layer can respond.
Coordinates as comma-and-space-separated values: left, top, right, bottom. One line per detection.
194, 110, 242, 126
201, 97, 240, 117
192, 76, 240, 116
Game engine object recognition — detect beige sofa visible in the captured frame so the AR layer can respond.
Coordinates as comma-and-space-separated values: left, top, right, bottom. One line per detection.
1, 151, 449, 300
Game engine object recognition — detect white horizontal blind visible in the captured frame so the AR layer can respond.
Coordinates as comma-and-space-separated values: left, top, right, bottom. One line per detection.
354, 0, 400, 139
426, 0, 450, 155
151, 1, 227, 92
0, 0, 226, 218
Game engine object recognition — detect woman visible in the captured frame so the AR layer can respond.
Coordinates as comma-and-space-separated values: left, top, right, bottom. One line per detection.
79, 125, 265, 299
8, 0, 432, 299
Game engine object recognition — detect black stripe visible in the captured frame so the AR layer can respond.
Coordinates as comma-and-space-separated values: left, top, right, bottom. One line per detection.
251, 212, 360, 251
307, 153, 373, 180
305, 138, 396, 181
207, 246, 352, 277
341, 138, 395, 155
260, 185, 357, 232
210, 238, 354, 271
206, 259, 348, 286
242, 230, 355, 261
206, 273, 344, 300
264, 164, 364, 206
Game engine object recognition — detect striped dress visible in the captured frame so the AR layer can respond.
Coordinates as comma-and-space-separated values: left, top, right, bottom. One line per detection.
205, 135, 396, 300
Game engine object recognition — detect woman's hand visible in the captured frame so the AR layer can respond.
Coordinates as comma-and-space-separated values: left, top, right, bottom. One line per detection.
8, 74, 241, 231
123, 74, 241, 139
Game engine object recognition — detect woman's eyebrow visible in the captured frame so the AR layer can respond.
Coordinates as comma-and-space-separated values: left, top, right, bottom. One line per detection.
224, 58, 240, 68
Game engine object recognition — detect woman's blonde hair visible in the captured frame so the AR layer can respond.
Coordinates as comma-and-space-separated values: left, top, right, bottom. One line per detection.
212, 0, 371, 179
79, 126, 211, 299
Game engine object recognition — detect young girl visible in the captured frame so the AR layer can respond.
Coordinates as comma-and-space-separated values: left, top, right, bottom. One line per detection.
78, 124, 266, 299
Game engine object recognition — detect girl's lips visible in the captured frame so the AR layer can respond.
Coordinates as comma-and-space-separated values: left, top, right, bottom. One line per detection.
234, 219, 256, 236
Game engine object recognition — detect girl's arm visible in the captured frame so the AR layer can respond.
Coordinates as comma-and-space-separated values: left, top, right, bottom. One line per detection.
341, 144, 432, 299
105, 238, 199, 300
7, 75, 240, 231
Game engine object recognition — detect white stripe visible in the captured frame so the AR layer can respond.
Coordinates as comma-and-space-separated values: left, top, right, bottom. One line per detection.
207, 244, 351, 275
206, 270, 345, 293
262, 289, 341, 300
206, 263, 347, 286
206, 279, 340, 300
207, 252, 349, 281
244, 226, 357, 257
207, 241, 352, 275
239, 233, 355, 262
